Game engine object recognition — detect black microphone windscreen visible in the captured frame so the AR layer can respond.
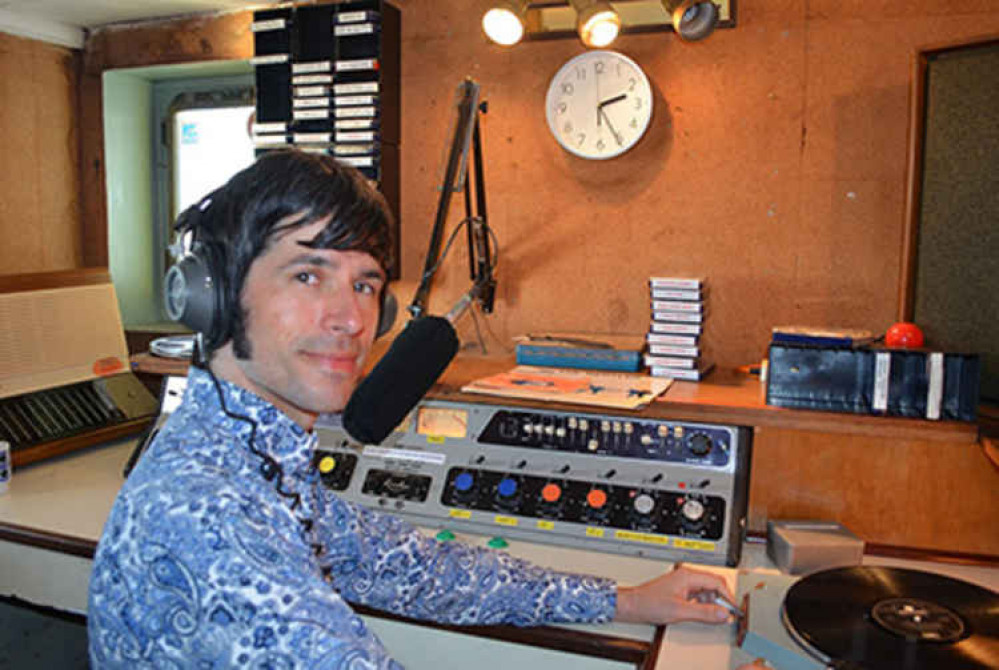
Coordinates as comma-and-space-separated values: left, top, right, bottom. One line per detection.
343, 316, 459, 444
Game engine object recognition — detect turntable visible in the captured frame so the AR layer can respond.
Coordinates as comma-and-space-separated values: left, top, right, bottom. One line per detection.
738, 566, 999, 670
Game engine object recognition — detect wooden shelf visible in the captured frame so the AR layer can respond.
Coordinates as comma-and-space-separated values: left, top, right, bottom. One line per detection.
132, 349, 979, 444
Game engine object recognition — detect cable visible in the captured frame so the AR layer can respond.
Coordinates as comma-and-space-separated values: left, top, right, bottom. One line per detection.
206, 370, 323, 542
468, 301, 488, 355
420, 217, 472, 284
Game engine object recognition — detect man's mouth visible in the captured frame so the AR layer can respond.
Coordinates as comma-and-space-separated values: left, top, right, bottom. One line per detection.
302, 351, 358, 374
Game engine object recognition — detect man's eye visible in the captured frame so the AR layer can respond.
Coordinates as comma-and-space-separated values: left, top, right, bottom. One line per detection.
295, 272, 318, 285
354, 281, 377, 295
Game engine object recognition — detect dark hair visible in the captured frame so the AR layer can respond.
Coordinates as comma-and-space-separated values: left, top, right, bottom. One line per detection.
174, 149, 394, 359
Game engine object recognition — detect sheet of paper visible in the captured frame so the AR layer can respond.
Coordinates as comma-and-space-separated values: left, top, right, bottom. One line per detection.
461, 365, 672, 410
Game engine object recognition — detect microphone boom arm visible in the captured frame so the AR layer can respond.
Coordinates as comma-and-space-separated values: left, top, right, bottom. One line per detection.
409, 79, 495, 321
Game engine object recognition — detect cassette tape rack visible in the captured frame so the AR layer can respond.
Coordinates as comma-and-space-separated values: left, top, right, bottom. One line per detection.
251, 1, 400, 276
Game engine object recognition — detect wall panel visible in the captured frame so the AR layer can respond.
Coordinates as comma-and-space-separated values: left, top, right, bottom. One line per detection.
0, 32, 81, 274
70, 2, 999, 370
749, 426, 999, 556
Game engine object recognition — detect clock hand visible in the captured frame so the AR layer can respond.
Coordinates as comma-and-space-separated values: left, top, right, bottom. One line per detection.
595, 61, 601, 128
598, 93, 627, 109
598, 107, 623, 146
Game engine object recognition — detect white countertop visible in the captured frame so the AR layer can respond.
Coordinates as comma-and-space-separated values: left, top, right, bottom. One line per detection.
2, 439, 997, 669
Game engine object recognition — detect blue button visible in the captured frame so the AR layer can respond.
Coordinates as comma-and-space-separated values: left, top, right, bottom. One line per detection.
454, 472, 474, 492
497, 478, 518, 497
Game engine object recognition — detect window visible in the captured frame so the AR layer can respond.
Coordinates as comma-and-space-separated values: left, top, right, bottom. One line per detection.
172, 105, 255, 216
104, 64, 254, 328
155, 79, 255, 264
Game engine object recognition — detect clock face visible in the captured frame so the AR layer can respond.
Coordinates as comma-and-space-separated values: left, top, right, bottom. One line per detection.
545, 50, 654, 160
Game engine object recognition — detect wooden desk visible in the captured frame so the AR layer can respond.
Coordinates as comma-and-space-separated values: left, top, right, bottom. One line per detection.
131, 351, 998, 557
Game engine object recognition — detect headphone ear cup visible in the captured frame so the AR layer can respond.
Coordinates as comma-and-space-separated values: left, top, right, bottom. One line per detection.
376, 289, 398, 339
163, 243, 227, 346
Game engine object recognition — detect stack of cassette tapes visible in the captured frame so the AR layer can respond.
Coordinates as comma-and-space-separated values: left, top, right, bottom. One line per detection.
250, 1, 399, 184
645, 277, 713, 381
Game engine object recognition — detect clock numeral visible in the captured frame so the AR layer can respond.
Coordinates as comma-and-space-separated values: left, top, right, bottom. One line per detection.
563, 121, 573, 134
575, 67, 586, 80
617, 63, 623, 77
576, 133, 586, 147
634, 97, 643, 110
557, 102, 567, 114
630, 117, 638, 129
595, 61, 605, 75
596, 139, 606, 151
561, 82, 574, 95
629, 77, 637, 92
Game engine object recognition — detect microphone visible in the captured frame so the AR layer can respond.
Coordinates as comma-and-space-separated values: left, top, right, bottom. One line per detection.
342, 315, 459, 444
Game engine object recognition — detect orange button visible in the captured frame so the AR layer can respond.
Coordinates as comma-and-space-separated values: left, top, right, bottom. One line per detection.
541, 483, 562, 503
587, 489, 608, 509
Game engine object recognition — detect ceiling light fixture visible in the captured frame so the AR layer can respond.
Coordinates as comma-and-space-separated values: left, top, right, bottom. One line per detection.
480, 1, 733, 48
570, 0, 621, 48
661, 0, 719, 41
482, 0, 529, 46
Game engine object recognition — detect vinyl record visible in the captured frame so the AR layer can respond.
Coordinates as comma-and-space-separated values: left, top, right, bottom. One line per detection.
782, 566, 999, 670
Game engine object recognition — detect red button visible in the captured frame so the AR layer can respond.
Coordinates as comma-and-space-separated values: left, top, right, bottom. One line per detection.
541, 483, 562, 503
587, 489, 608, 509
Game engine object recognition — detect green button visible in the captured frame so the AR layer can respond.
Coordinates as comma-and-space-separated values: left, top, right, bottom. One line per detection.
435, 529, 456, 542
487, 536, 508, 549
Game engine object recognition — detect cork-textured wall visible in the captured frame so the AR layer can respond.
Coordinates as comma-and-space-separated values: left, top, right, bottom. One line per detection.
394, 1, 999, 369
0, 32, 82, 274
9, 1, 999, 373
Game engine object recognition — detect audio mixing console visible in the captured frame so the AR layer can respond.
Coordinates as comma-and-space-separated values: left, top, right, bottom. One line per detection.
316, 399, 752, 566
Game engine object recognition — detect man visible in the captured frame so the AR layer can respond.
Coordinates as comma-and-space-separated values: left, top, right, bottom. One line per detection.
88, 150, 744, 668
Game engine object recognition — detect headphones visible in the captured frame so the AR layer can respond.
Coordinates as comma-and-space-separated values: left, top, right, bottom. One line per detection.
164, 240, 398, 351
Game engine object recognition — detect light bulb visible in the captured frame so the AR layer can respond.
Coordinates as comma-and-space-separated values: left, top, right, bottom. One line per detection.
482, 5, 525, 46
580, 9, 620, 47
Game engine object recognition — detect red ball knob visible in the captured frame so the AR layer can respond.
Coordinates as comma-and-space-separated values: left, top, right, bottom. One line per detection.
885, 322, 924, 348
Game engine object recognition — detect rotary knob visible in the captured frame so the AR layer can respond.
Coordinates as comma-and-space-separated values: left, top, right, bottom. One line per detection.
454, 472, 475, 494
586, 488, 608, 510
681, 498, 706, 524
540, 482, 563, 504
688, 433, 713, 457
633, 493, 655, 515
497, 477, 519, 498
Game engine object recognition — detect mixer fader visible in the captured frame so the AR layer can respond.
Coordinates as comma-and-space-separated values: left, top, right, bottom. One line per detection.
316, 399, 752, 566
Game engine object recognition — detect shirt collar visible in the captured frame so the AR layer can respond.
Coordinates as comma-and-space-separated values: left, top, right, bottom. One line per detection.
184, 366, 317, 477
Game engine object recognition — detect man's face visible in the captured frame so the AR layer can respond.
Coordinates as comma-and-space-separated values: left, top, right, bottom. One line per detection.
227, 216, 385, 428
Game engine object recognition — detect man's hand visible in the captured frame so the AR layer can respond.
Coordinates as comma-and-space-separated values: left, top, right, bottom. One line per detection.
614, 565, 738, 625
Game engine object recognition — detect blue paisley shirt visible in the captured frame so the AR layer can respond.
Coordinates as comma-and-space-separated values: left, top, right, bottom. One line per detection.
88, 367, 617, 668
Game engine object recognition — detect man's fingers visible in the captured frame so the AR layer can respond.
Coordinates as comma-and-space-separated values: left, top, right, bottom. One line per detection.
678, 568, 737, 603
671, 601, 731, 624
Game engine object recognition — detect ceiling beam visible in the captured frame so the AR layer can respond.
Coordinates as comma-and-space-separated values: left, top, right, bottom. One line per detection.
0, 8, 85, 49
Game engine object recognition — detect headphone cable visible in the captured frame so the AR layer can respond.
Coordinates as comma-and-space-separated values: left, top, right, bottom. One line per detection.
206, 369, 324, 543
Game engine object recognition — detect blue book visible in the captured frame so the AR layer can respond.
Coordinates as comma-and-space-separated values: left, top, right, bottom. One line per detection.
771, 326, 877, 349
514, 334, 644, 372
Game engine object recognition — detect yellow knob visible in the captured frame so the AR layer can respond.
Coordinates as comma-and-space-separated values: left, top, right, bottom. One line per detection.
318, 456, 337, 474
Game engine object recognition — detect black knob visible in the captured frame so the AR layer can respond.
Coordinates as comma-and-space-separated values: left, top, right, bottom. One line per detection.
688, 433, 712, 456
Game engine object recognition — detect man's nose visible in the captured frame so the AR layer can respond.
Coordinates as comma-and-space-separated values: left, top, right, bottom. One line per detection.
321, 289, 364, 335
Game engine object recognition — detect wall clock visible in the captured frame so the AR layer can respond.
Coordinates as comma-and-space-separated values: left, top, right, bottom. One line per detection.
545, 50, 654, 160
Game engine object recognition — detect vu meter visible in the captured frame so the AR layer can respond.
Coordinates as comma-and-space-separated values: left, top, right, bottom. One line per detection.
417, 406, 468, 439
